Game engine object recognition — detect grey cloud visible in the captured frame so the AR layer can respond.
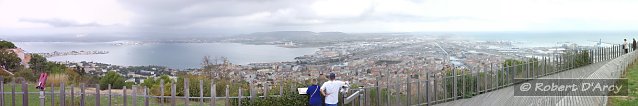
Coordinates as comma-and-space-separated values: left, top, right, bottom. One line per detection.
119, 0, 316, 27
116, 0, 458, 35
19, 18, 103, 27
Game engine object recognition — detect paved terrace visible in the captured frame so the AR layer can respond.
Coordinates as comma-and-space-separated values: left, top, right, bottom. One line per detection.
435, 52, 637, 106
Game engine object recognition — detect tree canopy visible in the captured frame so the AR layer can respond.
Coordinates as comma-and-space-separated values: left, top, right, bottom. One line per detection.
0, 50, 21, 71
0, 41, 17, 49
99, 71, 126, 90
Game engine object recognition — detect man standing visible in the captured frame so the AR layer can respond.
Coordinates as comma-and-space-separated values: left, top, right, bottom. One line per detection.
320, 73, 346, 106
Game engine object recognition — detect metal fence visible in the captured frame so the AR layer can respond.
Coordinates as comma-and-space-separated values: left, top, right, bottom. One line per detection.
339, 44, 634, 106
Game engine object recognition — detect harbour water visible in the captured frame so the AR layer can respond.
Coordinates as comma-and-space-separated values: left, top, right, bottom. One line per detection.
14, 42, 318, 69
13, 31, 638, 69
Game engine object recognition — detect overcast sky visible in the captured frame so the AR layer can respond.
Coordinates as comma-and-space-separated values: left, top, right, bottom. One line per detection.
1, 0, 637, 38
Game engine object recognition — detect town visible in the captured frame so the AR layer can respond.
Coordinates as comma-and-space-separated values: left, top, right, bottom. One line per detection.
50, 35, 592, 91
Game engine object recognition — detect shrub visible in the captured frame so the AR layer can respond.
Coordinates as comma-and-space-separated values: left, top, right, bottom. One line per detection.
99, 71, 126, 90
14, 68, 36, 81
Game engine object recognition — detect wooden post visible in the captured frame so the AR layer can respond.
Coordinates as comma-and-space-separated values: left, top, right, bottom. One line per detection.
0, 77, 3, 106
96, 84, 101, 106
145, 87, 150, 106
279, 83, 283, 96
225, 85, 229, 106
264, 83, 269, 99
60, 81, 65, 106
210, 81, 216, 106
11, 79, 15, 106
133, 86, 137, 106
359, 89, 365, 106
184, 79, 189, 106
248, 81, 257, 105
108, 84, 112, 106
50, 82, 54, 106
160, 80, 164, 106
338, 91, 344, 106
21, 79, 27, 106
200, 80, 204, 106
70, 84, 74, 106
171, 84, 176, 106
80, 83, 85, 106
238, 88, 242, 106
123, 86, 127, 106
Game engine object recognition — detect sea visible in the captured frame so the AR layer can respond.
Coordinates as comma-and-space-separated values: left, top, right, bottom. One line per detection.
14, 42, 318, 69
13, 31, 638, 69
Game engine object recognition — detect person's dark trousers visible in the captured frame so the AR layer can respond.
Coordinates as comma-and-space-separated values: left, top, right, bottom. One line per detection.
626, 49, 629, 54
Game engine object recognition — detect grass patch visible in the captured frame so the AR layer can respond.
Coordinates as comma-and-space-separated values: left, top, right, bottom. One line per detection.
608, 59, 638, 106
1, 83, 228, 106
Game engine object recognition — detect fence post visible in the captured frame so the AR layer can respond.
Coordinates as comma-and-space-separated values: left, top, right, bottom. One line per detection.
376, 77, 381, 106
171, 83, 176, 106
264, 83, 269, 99
96, 84, 100, 106
425, 72, 430, 106
359, 89, 365, 106
80, 83, 86, 106
416, 75, 421, 105
160, 80, 164, 106
453, 67, 457, 100
338, 91, 344, 106
475, 65, 482, 95
395, 79, 400, 106
225, 85, 229, 106
108, 84, 112, 106
200, 80, 204, 106
432, 72, 437, 104
145, 87, 149, 106
238, 88, 242, 106
279, 83, 283, 96
123, 86, 127, 106
184, 79, 189, 106
386, 70, 391, 106
50, 82, 54, 106
10, 79, 14, 106
210, 81, 216, 106
133, 86, 137, 106
21, 79, 27, 106
0, 77, 3, 106
249, 82, 255, 105
60, 81, 65, 106
70, 84, 73, 106
407, 76, 411, 106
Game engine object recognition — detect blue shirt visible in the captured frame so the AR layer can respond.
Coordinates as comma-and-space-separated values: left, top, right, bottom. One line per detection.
306, 84, 322, 105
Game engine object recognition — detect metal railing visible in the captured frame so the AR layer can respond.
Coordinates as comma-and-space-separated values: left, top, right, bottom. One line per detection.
337, 44, 634, 106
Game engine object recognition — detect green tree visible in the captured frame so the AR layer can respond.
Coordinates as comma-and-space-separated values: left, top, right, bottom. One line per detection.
0, 50, 21, 71
0, 41, 17, 49
99, 71, 126, 90
29, 54, 47, 72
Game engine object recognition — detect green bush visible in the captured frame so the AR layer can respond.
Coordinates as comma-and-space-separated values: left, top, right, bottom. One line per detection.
99, 71, 126, 90
234, 88, 308, 106
0, 41, 17, 49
